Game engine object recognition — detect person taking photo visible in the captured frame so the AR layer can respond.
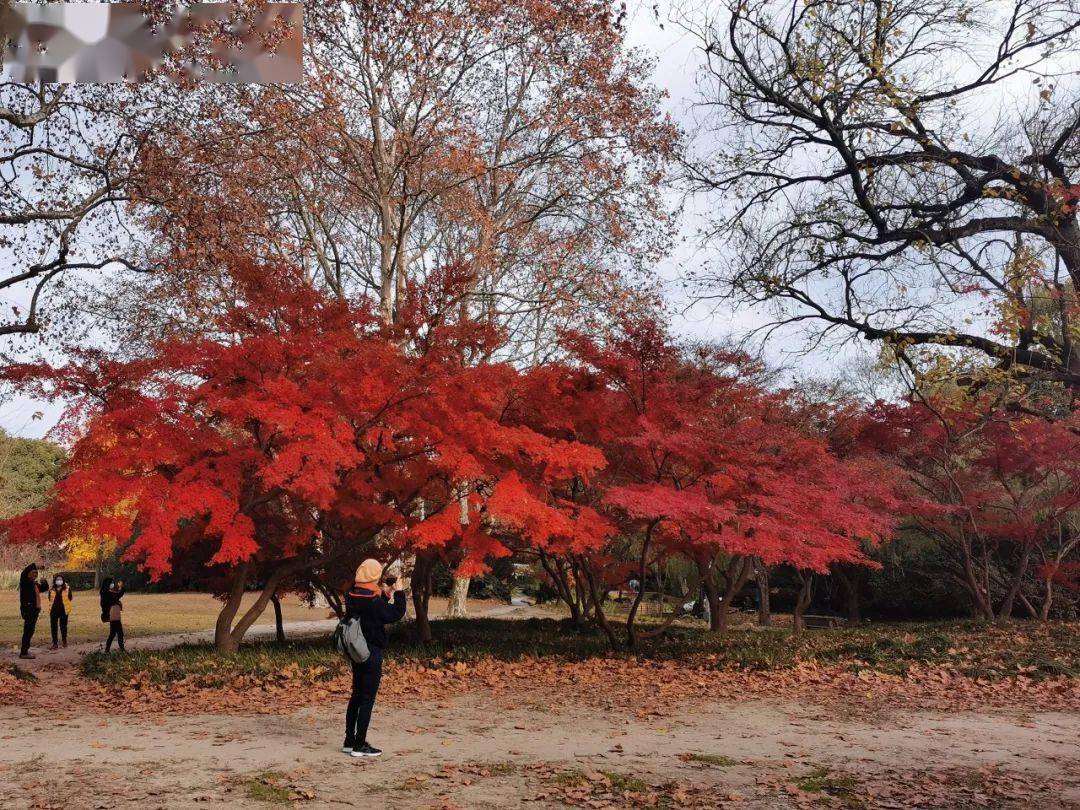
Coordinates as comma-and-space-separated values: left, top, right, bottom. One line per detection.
342, 559, 406, 758
99, 577, 126, 652
18, 562, 47, 659
48, 574, 74, 649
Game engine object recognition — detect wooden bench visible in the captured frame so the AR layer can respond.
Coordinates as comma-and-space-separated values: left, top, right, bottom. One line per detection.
802, 614, 843, 629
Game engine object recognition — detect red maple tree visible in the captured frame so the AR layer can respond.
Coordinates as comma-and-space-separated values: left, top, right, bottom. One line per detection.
0, 261, 601, 649
859, 398, 1080, 620
491, 316, 899, 644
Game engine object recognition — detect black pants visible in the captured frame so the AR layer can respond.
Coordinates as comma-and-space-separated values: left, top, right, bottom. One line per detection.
106, 619, 125, 652
20, 609, 39, 655
50, 611, 69, 646
344, 646, 383, 747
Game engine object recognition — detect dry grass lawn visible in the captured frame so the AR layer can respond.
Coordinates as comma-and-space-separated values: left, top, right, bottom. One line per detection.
0, 591, 329, 647
2, 592, 504, 649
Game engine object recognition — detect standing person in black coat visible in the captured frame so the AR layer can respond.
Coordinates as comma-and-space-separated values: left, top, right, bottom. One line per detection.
100, 577, 126, 652
48, 573, 74, 649
342, 558, 406, 758
18, 562, 47, 659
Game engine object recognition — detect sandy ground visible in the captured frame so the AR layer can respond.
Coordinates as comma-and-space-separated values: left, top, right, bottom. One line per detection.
2, 610, 1077, 808
1, 690, 1078, 808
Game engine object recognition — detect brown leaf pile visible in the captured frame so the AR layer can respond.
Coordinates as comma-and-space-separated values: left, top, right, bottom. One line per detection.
759, 763, 1075, 809
11, 653, 1080, 719
526, 764, 720, 809
0, 666, 35, 703
858, 764, 1072, 808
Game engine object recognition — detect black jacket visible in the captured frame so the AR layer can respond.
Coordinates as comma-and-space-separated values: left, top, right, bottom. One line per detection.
344, 587, 406, 649
99, 578, 125, 623
19, 565, 44, 618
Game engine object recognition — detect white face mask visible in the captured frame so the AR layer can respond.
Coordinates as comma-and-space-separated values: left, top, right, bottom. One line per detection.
55, 579, 63, 587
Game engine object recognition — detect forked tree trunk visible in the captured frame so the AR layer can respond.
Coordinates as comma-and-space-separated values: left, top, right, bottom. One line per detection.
792, 571, 814, 634
537, 550, 585, 625
959, 532, 996, 620
997, 540, 1034, 621
702, 555, 753, 633
579, 558, 620, 649
215, 562, 285, 652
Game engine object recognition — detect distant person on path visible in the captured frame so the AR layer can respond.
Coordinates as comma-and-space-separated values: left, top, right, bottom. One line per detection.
48, 574, 74, 649
18, 562, 47, 659
342, 558, 406, 758
100, 577, 126, 652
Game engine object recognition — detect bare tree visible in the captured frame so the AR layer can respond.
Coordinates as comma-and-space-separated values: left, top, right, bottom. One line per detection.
0, 84, 146, 337
681, 0, 1080, 390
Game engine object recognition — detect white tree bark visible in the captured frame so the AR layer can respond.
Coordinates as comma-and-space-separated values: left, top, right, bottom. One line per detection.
446, 575, 470, 618
446, 485, 470, 618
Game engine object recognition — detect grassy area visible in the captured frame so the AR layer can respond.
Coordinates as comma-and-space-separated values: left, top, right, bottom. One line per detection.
793, 764, 860, 805
79, 616, 1080, 686
681, 753, 739, 767
0, 592, 330, 647
244, 771, 291, 805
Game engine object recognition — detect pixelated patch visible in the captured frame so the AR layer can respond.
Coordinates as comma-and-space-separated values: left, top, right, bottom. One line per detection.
1, 2, 303, 83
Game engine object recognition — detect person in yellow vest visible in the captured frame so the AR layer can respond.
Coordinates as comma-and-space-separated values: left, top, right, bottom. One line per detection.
48, 574, 74, 649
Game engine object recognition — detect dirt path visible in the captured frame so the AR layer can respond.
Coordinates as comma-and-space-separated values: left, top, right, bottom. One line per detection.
2, 692, 1077, 808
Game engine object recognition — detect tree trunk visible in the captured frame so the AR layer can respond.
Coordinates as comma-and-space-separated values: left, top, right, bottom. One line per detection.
411, 552, 434, 643
270, 592, 285, 643
721, 556, 753, 631
214, 562, 250, 652
698, 558, 722, 632
579, 557, 620, 649
446, 485, 470, 618
1039, 578, 1054, 620
754, 558, 771, 627
997, 540, 1034, 621
705, 582, 722, 631
572, 559, 595, 619
959, 540, 995, 620
446, 576, 470, 618
844, 580, 861, 624
538, 550, 584, 625
792, 571, 814, 634
625, 523, 657, 648
218, 582, 283, 652
833, 564, 862, 624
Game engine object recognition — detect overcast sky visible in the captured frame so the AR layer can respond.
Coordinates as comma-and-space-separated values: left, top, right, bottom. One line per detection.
0, 2, 839, 441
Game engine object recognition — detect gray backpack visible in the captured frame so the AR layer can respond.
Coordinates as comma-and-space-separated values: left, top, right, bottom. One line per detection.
333, 616, 370, 664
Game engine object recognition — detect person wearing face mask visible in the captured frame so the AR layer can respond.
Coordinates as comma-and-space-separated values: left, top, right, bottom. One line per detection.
48, 574, 74, 649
